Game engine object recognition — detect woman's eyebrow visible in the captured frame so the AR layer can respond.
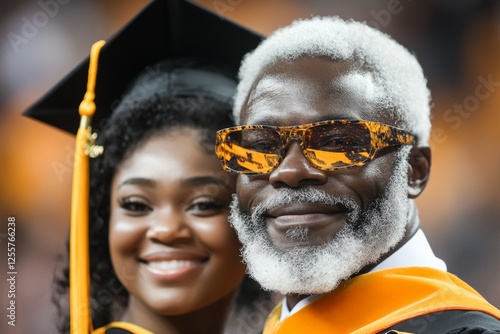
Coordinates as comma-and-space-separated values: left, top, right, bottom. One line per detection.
118, 177, 156, 190
182, 176, 230, 189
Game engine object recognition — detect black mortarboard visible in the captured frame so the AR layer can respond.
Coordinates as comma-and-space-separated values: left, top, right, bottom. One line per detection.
21, 2, 261, 333
24, 0, 262, 134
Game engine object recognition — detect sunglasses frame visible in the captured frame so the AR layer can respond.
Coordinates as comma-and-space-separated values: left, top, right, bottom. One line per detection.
215, 119, 415, 174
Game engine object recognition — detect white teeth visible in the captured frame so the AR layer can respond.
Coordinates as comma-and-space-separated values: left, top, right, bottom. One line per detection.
148, 260, 198, 270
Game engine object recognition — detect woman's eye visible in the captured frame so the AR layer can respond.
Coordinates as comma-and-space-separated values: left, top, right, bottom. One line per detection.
189, 199, 225, 215
120, 198, 152, 213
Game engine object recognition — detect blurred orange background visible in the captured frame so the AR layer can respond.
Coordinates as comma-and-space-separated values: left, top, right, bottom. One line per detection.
1, 1, 500, 333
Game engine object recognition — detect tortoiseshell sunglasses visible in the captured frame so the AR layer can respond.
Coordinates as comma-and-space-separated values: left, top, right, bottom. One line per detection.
215, 119, 415, 174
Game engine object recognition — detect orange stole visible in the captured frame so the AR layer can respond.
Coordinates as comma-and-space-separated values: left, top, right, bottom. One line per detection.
263, 267, 500, 334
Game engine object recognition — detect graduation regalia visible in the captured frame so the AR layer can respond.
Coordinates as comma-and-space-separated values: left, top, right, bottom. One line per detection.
263, 267, 500, 334
93, 322, 154, 334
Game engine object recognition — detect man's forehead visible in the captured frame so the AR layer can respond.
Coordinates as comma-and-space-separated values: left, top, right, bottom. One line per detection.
241, 58, 386, 124
250, 69, 381, 98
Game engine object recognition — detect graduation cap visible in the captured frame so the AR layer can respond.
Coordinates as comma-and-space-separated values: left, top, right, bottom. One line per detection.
25, 0, 262, 134
23, 1, 262, 333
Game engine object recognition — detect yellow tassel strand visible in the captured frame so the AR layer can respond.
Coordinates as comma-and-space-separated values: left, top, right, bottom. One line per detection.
70, 39, 105, 334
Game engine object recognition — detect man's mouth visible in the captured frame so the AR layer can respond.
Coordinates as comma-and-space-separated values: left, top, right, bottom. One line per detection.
262, 203, 350, 248
266, 203, 348, 227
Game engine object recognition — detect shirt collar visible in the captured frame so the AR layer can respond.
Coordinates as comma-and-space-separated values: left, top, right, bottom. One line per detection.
370, 228, 446, 272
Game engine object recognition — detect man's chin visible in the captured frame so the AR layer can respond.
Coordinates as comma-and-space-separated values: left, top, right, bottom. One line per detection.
267, 238, 334, 252
230, 198, 375, 295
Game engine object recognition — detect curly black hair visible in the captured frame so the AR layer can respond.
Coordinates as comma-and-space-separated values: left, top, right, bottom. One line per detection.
52, 59, 273, 333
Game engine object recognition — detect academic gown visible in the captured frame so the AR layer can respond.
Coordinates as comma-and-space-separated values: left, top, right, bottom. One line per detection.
263, 267, 500, 334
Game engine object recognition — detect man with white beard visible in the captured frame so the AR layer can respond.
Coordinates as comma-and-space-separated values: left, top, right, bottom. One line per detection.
215, 16, 500, 333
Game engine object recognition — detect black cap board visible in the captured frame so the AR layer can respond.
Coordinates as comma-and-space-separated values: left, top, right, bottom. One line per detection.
24, 0, 262, 134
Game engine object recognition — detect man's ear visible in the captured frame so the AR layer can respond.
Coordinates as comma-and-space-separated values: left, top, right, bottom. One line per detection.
407, 146, 431, 199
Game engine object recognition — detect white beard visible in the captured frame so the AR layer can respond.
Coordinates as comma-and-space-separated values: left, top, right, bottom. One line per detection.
229, 147, 412, 295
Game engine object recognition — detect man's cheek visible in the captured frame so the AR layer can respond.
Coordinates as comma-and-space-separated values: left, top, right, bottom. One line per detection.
236, 175, 257, 211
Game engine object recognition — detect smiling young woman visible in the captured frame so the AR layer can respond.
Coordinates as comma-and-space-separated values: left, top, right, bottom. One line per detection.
22, 0, 272, 331
108, 128, 244, 325
49, 57, 271, 334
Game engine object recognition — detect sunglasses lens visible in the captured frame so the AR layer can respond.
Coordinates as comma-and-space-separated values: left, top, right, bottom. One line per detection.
304, 122, 372, 169
219, 128, 281, 173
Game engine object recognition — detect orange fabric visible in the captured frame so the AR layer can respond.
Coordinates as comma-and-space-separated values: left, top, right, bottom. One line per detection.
93, 322, 155, 334
263, 267, 500, 334
263, 302, 282, 334
70, 39, 106, 334
69, 125, 92, 333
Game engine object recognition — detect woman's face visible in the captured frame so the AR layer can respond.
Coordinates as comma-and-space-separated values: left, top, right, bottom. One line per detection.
109, 128, 244, 317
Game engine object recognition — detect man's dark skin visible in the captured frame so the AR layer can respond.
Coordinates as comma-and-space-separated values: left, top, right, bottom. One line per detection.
235, 57, 431, 310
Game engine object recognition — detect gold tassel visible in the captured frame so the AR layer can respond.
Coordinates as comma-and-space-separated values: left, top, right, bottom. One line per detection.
70, 39, 106, 334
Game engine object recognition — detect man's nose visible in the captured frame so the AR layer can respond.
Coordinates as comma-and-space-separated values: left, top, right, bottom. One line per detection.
268, 142, 328, 188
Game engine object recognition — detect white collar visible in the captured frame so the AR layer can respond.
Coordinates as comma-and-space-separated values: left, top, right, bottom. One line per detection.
370, 229, 446, 272
280, 229, 446, 321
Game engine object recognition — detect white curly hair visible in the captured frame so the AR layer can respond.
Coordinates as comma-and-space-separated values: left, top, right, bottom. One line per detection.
233, 16, 432, 145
